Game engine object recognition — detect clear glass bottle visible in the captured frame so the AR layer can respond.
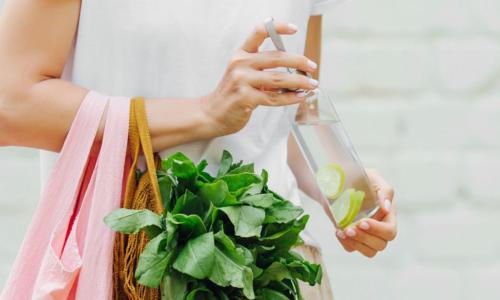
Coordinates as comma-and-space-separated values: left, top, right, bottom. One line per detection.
288, 89, 380, 228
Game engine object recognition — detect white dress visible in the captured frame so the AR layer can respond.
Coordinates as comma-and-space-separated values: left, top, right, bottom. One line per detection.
40, 0, 345, 246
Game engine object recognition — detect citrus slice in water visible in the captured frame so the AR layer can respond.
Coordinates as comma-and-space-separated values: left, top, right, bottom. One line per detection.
341, 190, 365, 228
330, 188, 353, 227
330, 189, 366, 229
315, 163, 345, 200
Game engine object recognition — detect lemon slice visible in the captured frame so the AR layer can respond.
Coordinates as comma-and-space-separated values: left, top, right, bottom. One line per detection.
330, 189, 366, 229
330, 188, 353, 227
315, 163, 345, 200
341, 190, 365, 228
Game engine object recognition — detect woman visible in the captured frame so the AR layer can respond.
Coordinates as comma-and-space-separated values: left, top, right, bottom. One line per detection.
0, 0, 397, 298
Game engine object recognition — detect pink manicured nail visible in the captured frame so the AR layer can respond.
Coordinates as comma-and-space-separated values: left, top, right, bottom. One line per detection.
288, 23, 298, 32
308, 59, 318, 70
336, 230, 346, 239
346, 228, 356, 237
384, 199, 392, 211
360, 221, 370, 230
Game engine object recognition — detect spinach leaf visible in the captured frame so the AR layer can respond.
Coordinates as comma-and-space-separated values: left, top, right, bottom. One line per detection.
173, 190, 210, 220
135, 232, 170, 287
264, 202, 304, 224
161, 270, 188, 300
255, 288, 290, 300
158, 175, 174, 211
173, 232, 215, 279
240, 193, 278, 209
167, 213, 206, 241
217, 150, 233, 177
197, 180, 239, 207
209, 230, 255, 299
260, 216, 309, 254
103, 208, 162, 238
220, 173, 261, 193
227, 163, 254, 175
219, 206, 265, 238
163, 152, 198, 180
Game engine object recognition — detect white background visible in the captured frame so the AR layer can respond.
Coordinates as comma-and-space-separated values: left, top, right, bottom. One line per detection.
1, 0, 499, 299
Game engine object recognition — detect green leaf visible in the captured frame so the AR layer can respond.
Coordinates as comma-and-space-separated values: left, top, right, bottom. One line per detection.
219, 173, 261, 193
167, 213, 206, 241
220, 206, 265, 238
264, 202, 304, 224
103, 208, 162, 238
164, 152, 198, 179
186, 286, 218, 300
209, 247, 255, 299
173, 232, 215, 279
217, 150, 233, 177
255, 261, 291, 287
240, 169, 269, 197
135, 232, 170, 287
260, 216, 309, 254
228, 163, 254, 175
161, 271, 188, 300
256, 288, 290, 300
198, 180, 239, 207
173, 190, 210, 219
158, 175, 174, 211
197, 159, 208, 172
240, 193, 279, 208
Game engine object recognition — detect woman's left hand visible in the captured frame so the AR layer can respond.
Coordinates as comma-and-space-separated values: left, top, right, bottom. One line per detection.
336, 169, 397, 258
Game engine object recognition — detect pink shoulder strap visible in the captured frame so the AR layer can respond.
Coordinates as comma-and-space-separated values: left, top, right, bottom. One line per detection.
1, 92, 109, 299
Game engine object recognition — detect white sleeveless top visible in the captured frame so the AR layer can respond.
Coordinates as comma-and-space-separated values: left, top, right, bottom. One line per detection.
40, 0, 343, 209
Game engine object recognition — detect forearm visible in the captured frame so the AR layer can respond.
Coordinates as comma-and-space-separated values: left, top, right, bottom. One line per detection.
0, 78, 214, 152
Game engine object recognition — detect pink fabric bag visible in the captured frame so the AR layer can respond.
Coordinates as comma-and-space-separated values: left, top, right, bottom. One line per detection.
1, 92, 131, 300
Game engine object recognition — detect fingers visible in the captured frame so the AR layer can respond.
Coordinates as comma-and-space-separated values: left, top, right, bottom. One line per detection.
339, 237, 378, 258
247, 70, 318, 91
359, 214, 397, 242
240, 21, 298, 53
252, 89, 306, 107
344, 227, 387, 251
366, 168, 395, 217
250, 51, 317, 73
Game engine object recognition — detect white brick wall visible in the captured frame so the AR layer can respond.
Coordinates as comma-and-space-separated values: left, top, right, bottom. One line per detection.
1, 0, 499, 299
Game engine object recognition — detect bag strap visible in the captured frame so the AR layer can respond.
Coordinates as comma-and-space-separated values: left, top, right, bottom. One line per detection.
131, 97, 163, 213
1, 91, 108, 299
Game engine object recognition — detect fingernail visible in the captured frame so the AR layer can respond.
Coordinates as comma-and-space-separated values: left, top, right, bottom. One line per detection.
296, 91, 307, 98
308, 78, 319, 87
346, 228, 356, 237
360, 221, 370, 230
384, 199, 392, 212
336, 230, 346, 239
288, 23, 298, 32
307, 59, 318, 70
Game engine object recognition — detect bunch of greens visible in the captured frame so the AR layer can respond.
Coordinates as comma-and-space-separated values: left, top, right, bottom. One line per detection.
104, 151, 322, 299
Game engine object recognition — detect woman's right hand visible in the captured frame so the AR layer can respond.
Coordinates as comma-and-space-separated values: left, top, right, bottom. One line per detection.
200, 21, 319, 136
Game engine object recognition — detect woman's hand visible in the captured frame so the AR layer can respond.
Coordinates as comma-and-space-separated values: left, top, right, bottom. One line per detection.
336, 169, 397, 258
200, 21, 318, 136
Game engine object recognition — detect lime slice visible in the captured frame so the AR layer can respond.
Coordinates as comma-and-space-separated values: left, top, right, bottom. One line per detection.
330, 188, 354, 227
342, 191, 365, 228
315, 163, 345, 200
330, 189, 366, 229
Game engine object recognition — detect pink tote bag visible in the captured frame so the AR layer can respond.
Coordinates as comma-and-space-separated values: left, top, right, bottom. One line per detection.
1, 92, 131, 300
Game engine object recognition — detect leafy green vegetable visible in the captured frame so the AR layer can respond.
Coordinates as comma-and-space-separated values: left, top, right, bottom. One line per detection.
135, 232, 170, 287
104, 150, 322, 299
173, 232, 215, 279
217, 150, 233, 177
103, 208, 162, 238
219, 206, 265, 238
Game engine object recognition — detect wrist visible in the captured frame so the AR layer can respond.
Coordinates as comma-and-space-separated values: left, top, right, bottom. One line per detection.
195, 94, 224, 139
